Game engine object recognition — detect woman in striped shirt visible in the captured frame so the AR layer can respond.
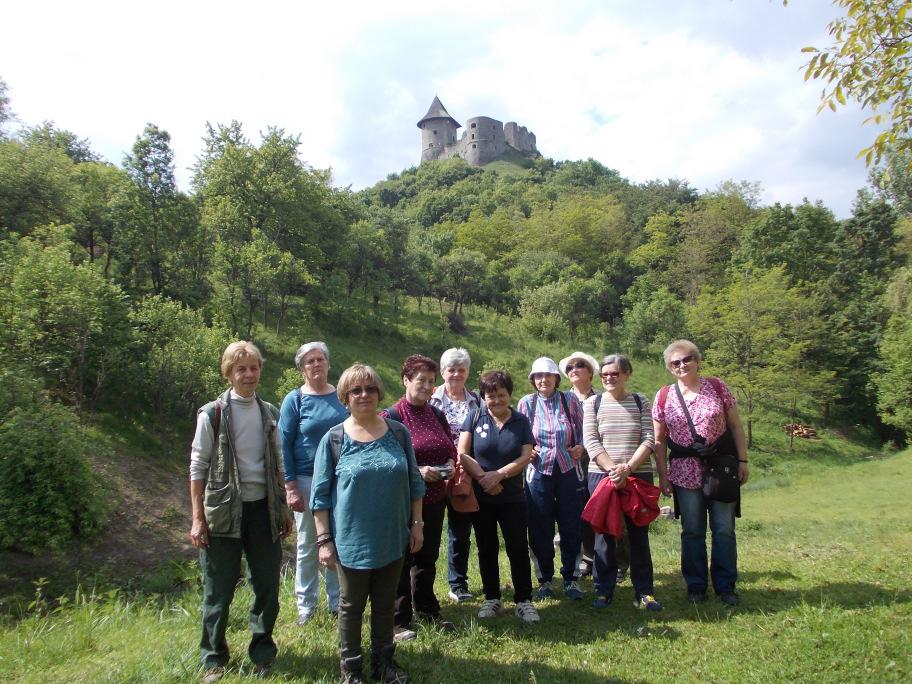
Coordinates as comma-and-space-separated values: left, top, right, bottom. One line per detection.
582, 353, 660, 611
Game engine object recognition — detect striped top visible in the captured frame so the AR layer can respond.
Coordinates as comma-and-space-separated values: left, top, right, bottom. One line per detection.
582, 392, 655, 476
517, 390, 583, 476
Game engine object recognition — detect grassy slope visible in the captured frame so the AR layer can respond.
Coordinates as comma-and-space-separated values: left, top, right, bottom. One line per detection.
1, 298, 908, 682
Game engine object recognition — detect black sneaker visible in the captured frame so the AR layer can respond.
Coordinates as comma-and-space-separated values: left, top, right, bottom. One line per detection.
688, 592, 707, 604
718, 592, 741, 606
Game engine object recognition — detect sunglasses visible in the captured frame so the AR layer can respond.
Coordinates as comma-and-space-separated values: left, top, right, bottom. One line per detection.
600, 371, 621, 379
349, 385, 379, 397
670, 355, 696, 369
566, 361, 589, 373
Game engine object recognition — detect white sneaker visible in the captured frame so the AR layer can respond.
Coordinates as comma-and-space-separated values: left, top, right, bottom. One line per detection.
514, 601, 540, 624
296, 608, 316, 626
477, 598, 503, 618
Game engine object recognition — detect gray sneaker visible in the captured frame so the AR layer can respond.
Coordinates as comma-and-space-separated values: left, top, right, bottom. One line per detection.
514, 601, 540, 624
392, 625, 417, 642
477, 598, 503, 618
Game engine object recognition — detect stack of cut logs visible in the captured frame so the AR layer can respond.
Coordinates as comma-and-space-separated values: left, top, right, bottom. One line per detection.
783, 423, 818, 439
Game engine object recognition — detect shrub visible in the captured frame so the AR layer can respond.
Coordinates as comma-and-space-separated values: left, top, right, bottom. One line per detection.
0, 403, 107, 552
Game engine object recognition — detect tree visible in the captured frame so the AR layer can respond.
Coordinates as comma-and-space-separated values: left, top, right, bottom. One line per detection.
802, 0, 912, 166
0, 76, 12, 134
21, 121, 99, 163
0, 139, 77, 234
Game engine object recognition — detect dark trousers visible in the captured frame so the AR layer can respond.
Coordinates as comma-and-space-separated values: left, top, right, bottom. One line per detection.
395, 500, 445, 626
472, 499, 533, 603
526, 467, 584, 583
199, 499, 282, 668
337, 557, 404, 660
587, 472, 655, 599
446, 502, 473, 590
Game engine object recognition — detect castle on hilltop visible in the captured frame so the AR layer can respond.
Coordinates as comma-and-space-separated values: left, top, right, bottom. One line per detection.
417, 96, 539, 166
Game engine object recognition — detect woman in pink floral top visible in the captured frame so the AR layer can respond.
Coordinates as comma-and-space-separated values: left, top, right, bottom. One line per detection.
652, 340, 749, 606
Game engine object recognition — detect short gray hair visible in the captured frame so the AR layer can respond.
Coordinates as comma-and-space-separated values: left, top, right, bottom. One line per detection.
600, 354, 633, 374
662, 339, 702, 369
440, 347, 471, 370
295, 341, 330, 369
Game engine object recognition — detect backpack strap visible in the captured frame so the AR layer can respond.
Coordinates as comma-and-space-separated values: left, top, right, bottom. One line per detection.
632, 392, 643, 413
657, 385, 671, 413
385, 406, 401, 423
328, 423, 345, 469
429, 404, 452, 438
594, 393, 602, 416
557, 391, 577, 448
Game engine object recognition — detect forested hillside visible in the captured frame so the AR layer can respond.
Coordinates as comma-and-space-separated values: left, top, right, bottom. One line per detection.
1, 76, 911, 557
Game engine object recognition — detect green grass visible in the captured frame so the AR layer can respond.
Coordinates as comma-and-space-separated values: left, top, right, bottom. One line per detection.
2, 450, 909, 683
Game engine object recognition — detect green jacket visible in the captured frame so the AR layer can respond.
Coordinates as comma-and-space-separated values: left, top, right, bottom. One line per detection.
199, 389, 287, 541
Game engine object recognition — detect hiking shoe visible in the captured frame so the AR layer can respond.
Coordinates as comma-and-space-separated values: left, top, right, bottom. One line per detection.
447, 586, 473, 603
536, 581, 555, 600
514, 600, 540, 624
296, 608, 316, 626
371, 645, 409, 684
392, 625, 417, 642
564, 580, 585, 600
203, 667, 225, 684
719, 592, 741, 606
634, 594, 663, 612
592, 595, 613, 609
616, 568, 627, 583
688, 592, 707, 604
477, 598, 503, 618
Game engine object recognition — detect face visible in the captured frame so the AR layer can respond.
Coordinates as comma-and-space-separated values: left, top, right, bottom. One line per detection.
600, 363, 630, 393
299, 350, 328, 384
404, 369, 436, 405
347, 381, 379, 413
229, 357, 261, 397
668, 350, 699, 378
565, 359, 593, 386
532, 373, 557, 397
442, 364, 468, 388
483, 385, 512, 415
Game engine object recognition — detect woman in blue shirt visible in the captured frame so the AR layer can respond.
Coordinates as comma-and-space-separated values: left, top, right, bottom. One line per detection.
312, 364, 425, 684
279, 342, 349, 624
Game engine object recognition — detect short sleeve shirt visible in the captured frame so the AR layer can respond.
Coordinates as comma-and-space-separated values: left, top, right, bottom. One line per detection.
461, 407, 534, 504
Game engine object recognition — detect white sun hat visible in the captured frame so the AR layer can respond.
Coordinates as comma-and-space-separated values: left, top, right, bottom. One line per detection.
528, 357, 561, 380
558, 351, 600, 379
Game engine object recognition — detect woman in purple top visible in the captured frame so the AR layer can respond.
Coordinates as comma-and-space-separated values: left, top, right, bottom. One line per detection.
652, 339, 749, 606
381, 354, 458, 639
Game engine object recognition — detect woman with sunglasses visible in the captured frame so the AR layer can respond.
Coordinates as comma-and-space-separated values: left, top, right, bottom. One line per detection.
311, 364, 425, 684
651, 340, 749, 606
582, 354, 659, 611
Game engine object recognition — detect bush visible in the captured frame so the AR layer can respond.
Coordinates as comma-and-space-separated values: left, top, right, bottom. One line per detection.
0, 403, 107, 552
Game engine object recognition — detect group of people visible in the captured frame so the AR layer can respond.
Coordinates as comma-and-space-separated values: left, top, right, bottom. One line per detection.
188, 339, 750, 683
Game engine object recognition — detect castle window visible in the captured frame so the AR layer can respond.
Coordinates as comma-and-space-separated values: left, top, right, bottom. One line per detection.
472, 144, 476, 148
433, 129, 437, 135
471, 123, 477, 128
471, 134, 475, 139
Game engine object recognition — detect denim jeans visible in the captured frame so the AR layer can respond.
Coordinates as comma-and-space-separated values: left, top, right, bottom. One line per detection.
526, 467, 584, 583
294, 476, 340, 614
446, 502, 473, 590
674, 485, 738, 595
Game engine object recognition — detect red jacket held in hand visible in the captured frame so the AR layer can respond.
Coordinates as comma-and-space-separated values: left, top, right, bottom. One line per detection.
581, 476, 661, 539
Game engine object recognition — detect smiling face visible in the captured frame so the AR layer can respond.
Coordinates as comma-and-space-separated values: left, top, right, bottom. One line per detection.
483, 385, 512, 419
442, 364, 468, 391
299, 349, 328, 385
229, 356, 261, 398
668, 350, 700, 380
565, 359, 594, 387
404, 369, 436, 406
532, 372, 558, 398
600, 362, 630, 395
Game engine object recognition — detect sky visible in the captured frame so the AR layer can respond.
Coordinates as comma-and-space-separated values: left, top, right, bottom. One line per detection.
0, 0, 882, 217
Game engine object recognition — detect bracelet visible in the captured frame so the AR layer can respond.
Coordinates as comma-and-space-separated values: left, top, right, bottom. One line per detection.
411, 520, 424, 528
316, 536, 334, 548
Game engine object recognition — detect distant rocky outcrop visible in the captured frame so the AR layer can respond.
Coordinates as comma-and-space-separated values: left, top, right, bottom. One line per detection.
417, 96, 539, 166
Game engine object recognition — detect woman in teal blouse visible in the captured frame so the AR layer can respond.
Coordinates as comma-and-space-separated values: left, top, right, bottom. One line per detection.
311, 363, 425, 684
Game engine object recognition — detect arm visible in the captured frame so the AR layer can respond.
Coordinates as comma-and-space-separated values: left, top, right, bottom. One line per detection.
612, 394, 656, 477
279, 392, 306, 512
311, 434, 337, 568
726, 404, 750, 484
314, 509, 337, 569
409, 499, 424, 553
652, 419, 672, 496
189, 411, 213, 547
568, 393, 585, 461
582, 395, 609, 470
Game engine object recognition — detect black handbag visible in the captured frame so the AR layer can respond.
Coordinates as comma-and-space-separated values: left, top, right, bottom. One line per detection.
674, 384, 740, 503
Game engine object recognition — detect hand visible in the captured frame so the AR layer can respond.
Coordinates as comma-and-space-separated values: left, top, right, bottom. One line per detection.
485, 483, 504, 496
420, 465, 442, 483
281, 511, 294, 538
286, 484, 306, 513
608, 462, 630, 485
410, 525, 424, 553
658, 474, 673, 497
738, 461, 750, 485
319, 541, 337, 570
569, 445, 584, 461
190, 517, 209, 548
477, 470, 504, 491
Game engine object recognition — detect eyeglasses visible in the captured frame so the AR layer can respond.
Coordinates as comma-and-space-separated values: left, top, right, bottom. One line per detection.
670, 355, 696, 369
600, 371, 621, 379
349, 385, 379, 397
566, 362, 589, 373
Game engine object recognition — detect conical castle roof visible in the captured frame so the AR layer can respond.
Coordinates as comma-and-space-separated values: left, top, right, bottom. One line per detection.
417, 96, 461, 129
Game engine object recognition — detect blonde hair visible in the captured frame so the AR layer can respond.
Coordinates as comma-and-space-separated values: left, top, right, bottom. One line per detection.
221, 341, 263, 379
336, 363, 386, 406
662, 339, 702, 370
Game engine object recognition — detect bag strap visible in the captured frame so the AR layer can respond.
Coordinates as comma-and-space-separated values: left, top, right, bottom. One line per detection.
673, 382, 703, 444
657, 385, 670, 412
557, 391, 577, 448
594, 393, 602, 415
385, 405, 401, 423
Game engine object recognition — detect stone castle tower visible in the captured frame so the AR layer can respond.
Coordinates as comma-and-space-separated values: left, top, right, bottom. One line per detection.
417, 96, 538, 166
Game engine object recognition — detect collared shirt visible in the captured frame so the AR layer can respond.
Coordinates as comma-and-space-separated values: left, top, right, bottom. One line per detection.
460, 406, 533, 504
430, 384, 481, 446
517, 391, 583, 476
